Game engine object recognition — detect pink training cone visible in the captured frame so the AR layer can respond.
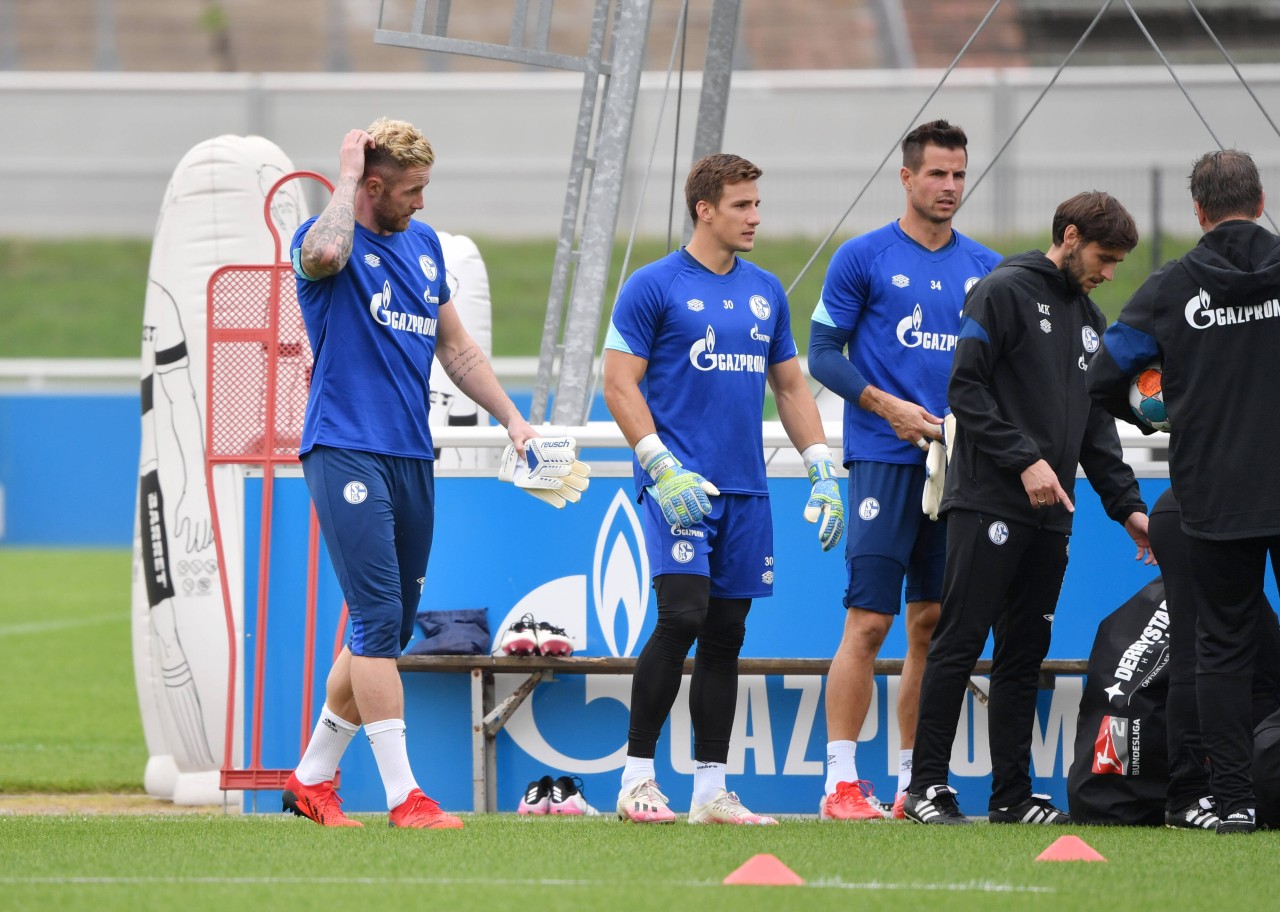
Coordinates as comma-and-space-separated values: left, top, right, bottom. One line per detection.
723, 853, 805, 886
1035, 835, 1107, 863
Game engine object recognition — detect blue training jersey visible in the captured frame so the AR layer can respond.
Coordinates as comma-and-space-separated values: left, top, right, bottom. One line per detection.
813, 221, 1000, 465
604, 248, 798, 498
292, 216, 452, 459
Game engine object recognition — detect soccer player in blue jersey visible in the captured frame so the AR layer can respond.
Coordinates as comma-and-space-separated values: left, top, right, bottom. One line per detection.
604, 153, 844, 825
808, 121, 1002, 820
281, 118, 542, 829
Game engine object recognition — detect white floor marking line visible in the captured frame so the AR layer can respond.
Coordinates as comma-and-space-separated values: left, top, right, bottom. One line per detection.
1, 875, 1053, 893
0, 614, 121, 637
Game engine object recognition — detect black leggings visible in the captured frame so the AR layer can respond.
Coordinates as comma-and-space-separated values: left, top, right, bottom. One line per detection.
626, 574, 751, 764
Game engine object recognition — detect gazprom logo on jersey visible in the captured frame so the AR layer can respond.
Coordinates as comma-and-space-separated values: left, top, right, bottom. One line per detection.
1185, 287, 1280, 329
689, 325, 766, 373
895, 303, 957, 351
369, 280, 439, 337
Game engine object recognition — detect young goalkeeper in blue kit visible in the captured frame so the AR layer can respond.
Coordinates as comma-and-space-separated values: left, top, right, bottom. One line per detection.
603, 153, 844, 825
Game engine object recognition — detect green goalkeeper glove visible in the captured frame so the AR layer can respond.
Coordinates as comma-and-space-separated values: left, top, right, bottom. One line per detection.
802, 445, 844, 552
639, 444, 719, 529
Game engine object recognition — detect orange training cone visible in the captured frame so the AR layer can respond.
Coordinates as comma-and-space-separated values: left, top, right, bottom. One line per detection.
1035, 835, 1107, 863
723, 853, 805, 885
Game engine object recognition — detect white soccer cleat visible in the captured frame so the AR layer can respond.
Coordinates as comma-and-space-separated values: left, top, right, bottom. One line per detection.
616, 778, 677, 824
535, 621, 573, 657
688, 789, 778, 825
498, 613, 539, 656
548, 776, 599, 816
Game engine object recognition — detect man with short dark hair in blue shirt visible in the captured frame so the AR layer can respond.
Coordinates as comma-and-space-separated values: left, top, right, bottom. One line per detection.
809, 120, 1001, 820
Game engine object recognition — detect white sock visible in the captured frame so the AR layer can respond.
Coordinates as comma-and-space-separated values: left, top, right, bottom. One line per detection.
365, 718, 418, 810
621, 756, 656, 791
692, 761, 727, 807
294, 704, 359, 786
825, 740, 857, 795
897, 749, 914, 796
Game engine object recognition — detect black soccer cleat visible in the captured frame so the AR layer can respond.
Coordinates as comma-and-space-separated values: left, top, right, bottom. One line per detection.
1165, 796, 1219, 830
990, 793, 1070, 825
1216, 808, 1256, 835
903, 784, 970, 825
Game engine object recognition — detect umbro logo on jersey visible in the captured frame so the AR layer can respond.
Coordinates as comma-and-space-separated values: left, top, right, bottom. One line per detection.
364, 254, 381, 267
687, 298, 705, 312
1039, 319, 1052, 334
761, 570, 774, 585
891, 274, 910, 288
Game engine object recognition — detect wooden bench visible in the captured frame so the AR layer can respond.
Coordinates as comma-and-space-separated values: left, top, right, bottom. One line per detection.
397, 654, 1088, 813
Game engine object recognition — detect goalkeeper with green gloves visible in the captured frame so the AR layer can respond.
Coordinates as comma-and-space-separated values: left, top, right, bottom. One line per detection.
603, 153, 843, 827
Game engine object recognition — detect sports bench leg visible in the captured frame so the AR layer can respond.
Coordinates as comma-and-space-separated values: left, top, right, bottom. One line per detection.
470, 668, 491, 814
483, 670, 497, 813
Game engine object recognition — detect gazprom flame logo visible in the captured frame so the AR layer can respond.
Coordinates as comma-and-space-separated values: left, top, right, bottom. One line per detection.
499, 489, 650, 770
593, 491, 650, 659
689, 325, 717, 371
369, 281, 393, 325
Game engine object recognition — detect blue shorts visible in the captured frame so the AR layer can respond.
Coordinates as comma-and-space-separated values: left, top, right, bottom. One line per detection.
843, 461, 945, 615
641, 491, 775, 599
302, 445, 436, 658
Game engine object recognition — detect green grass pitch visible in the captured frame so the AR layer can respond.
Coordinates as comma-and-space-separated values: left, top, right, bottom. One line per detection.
5, 548, 1280, 910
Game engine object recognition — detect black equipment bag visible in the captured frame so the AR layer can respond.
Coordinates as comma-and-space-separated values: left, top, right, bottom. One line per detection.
1067, 577, 1171, 825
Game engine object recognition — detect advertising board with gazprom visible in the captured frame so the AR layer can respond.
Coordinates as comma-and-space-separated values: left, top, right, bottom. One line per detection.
242, 468, 1175, 816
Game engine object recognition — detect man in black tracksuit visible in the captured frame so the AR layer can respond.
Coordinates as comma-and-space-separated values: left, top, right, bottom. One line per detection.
1088, 150, 1280, 834
904, 191, 1151, 826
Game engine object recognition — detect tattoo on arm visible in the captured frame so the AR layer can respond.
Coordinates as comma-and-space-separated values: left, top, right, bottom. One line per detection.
443, 345, 483, 388
302, 175, 358, 276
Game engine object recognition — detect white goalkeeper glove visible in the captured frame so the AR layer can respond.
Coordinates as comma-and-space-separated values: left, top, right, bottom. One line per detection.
498, 436, 591, 509
921, 414, 955, 521
802, 444, 845, 552
636, 434, 719, 529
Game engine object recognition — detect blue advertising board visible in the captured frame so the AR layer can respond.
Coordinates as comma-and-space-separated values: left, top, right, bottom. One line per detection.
238, 472, 1180, 817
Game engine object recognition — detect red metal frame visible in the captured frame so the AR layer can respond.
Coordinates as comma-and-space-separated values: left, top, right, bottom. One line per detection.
203, 171, 344, 791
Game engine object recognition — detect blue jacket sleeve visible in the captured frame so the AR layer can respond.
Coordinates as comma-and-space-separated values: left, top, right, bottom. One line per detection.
807, 320, 869, 403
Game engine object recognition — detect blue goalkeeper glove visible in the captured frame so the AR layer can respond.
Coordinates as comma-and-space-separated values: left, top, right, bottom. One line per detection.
642, 449, 720, 529
803, 450, 844, 552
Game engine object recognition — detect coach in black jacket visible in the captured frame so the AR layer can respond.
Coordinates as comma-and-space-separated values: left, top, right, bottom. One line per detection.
904, 192, 1151, 826
1088, 150, 1280, 834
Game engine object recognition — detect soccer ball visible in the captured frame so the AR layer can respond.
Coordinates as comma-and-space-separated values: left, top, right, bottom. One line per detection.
1128, 362, 1171, 432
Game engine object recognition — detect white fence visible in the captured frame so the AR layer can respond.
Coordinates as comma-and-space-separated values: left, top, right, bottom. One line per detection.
3, 65, 1280, 240
0, 357, 1170, 477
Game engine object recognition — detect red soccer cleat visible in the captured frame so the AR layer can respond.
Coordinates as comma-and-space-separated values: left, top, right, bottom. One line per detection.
389, 788, 464, 829
819, 780, 885, 821
282, 772, 364, 827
